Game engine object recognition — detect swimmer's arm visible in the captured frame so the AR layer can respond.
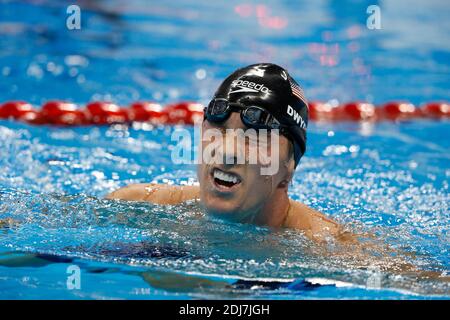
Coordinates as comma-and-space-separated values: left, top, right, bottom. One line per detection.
105, 183, 200, 205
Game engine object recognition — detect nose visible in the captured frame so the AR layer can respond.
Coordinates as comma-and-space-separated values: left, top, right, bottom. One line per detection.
218, 145, 238, 167
218, 112, 246, 167
224, 111, 245, 130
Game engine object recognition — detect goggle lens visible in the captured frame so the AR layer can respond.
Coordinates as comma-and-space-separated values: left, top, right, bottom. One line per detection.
205, 99, 281, 129
209, 99, 228, 115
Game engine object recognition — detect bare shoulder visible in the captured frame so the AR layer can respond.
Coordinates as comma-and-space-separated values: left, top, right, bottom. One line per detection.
105, 183, 200, 205
285, 199, 355, 243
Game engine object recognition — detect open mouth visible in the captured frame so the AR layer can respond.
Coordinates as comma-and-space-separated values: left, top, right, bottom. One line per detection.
211, 168, 242, 190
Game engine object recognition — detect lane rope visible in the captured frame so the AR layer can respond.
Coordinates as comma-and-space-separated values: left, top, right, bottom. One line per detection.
0, 100, 448, 126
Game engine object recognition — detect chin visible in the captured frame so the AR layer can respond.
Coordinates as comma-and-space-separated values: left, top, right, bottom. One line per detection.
203, 196, 244, 219
204, 197, 237, 213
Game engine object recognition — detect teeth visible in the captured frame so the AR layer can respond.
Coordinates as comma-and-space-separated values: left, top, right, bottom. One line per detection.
213, 169, 240, 184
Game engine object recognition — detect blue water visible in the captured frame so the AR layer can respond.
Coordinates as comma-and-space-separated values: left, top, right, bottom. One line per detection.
0, 0, 449, 299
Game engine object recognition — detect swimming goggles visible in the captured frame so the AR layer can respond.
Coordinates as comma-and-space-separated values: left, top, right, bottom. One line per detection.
204, 98, 290, 136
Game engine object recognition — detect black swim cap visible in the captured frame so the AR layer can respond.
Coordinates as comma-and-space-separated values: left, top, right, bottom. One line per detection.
212, 63, 308, 167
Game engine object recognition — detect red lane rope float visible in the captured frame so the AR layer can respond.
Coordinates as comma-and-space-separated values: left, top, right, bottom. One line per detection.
85, 101, 129, 125
41, 101, 87, 125
0, 100, 448, 126
0, 101, 36, 122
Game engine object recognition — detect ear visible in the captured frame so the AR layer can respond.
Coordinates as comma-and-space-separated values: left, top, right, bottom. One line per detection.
278, 157, 295, 189
278, 179, 289, 188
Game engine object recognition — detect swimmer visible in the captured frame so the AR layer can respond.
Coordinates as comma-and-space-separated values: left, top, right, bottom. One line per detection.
106, 63, 350, 243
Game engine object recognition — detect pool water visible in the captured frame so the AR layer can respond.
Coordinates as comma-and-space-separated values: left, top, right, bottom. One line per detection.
0, 0, 449, 299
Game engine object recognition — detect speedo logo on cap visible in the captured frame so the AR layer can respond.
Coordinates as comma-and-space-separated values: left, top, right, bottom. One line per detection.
287, 105, 306, 129
230, 80, 269, 94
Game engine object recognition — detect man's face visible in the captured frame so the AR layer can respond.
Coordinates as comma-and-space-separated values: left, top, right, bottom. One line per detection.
197, 112, 293, 223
